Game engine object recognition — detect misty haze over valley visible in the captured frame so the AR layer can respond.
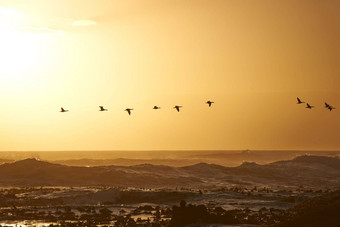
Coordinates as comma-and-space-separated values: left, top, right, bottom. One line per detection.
0, 151, 339, 226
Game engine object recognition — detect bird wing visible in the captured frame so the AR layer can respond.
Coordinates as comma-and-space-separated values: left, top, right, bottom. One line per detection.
297, 97, 301, 102
61, 108, 64, 111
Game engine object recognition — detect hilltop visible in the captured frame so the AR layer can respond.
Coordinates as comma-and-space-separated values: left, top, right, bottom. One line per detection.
0, 156, 339, 188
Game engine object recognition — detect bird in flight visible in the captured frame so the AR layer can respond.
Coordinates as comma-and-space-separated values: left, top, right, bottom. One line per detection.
206, 101, 214, 107
60, 107, 69, 112
125, 108, 133, 115
324, 102, 336, 111
328, 106, 336, 111
297, 97, 305, 104
153, 106, 161, 110
174, 106, 182, 112
99, 106, 108, 111
306, 103, 314, 109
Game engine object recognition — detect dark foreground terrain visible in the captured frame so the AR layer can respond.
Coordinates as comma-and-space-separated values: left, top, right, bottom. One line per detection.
0, 155, 339, 226
0, 188, 339, 226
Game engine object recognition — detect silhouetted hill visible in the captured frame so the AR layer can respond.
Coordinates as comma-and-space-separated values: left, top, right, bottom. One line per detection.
0, 156, 339, 187
1, 150, 339, 167
53, 158, 200, 167
275, 155, 340, 170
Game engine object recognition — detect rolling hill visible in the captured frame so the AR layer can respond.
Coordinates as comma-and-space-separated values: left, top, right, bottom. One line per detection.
0, 156, 339, 188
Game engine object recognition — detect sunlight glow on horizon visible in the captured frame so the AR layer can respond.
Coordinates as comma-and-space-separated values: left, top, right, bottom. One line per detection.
0, 0, 340, 151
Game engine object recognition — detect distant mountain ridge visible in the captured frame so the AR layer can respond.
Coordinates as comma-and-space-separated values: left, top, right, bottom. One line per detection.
0, 156, 339, 188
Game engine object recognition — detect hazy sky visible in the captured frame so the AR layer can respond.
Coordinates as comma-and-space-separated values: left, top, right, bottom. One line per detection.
0, 0, 339, 151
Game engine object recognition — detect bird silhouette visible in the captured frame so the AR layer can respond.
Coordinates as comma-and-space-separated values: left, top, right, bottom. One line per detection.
153, 106, 161, 110
297, 97, 305, 104
306, 103, 314, 109
324, 102, 336, 111
99, 106, 108, 111
125, 108, 133, 115
174, 106, 182, 112
206, 101, 214, 107
327, 105, 336, 111
60, 107, 69, 112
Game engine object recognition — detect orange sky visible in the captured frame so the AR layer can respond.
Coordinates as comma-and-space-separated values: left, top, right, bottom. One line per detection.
0, 0, 339, 151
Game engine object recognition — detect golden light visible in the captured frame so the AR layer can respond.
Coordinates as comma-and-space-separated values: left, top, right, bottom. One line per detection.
0, 6, 56, 94
0, 30, 43, 75
0, 6, 22, 28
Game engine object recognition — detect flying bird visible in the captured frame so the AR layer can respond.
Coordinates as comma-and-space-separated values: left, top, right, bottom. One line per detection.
206, 101, 214, 107
153, 106, 161, 110
99, 106, 108, 111
297, 97, 305, 104
125, 108, 133, 115
174, 106, 182, 112
60, 107, 68, 112
306, 103, 314, 109
327, 105, 336, 111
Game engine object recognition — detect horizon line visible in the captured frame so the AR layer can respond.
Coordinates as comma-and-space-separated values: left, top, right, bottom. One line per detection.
1, 149, 340, 152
